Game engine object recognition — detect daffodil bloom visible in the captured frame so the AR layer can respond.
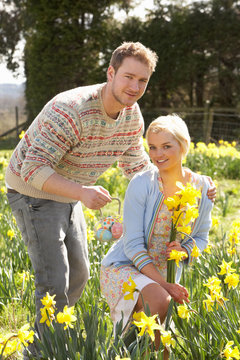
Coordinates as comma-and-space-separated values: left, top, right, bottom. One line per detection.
224, 273, 239, 289
19, 130, 25, 139
191, 245, 201, 258
203, 276, 222, 294
56, 305, 77, 330
84, 209, 96, 221
0, 335, 20, 357
218, 260, 236, 276
18, 270, 34, 282
40, 306, 55, 327
168, 250, 187, 267
164, 195, 181, 211
17, 324, 34, 346
211, 217, 219, 228
222, 340, 240, 360
211, 291, 229, 308
177, 304, 190, 321
7, 229, 15, 240
160, 329, 176, 349
227, 247, 237, 255
132, 311, 162, 341
0, 186, 6, 193
41, 292, 56, 309
203, 294, 215, 312
175, 182, 201, 207
122, 276, 137, 300
115, 356, 131, 360
204, 244, 212, 254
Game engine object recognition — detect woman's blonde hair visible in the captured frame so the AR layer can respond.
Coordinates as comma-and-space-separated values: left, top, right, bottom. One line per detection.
146, 114, 191, 158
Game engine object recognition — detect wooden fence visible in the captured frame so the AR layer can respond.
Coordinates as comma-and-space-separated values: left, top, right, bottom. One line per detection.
142, 106, 240, 143
1, 106, 240, 144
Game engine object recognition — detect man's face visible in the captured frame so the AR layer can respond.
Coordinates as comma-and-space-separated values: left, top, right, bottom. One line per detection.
107, 57, 151, 108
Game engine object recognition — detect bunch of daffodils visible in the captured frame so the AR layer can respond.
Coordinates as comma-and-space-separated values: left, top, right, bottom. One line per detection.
227, 220, 240, 256
164, 181, 202, 283
0, 324, 34, 358
40, 292, 77, 330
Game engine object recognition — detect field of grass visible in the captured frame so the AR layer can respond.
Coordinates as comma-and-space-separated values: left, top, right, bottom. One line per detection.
0, 140, 240, 359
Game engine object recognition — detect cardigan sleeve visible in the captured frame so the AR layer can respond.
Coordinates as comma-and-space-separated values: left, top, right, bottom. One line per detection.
122, 173, 154, 270
181, 176, 213, 264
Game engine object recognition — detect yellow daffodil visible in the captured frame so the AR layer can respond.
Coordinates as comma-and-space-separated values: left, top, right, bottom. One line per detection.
164, 195, 180, 211
218, 260, 236, 276
211, 217, 219, 228
175, 182, 201, 207
122, 276, 137, 300
224, 273, 239, 290
227, 247, 237, 256
7, 229, 15, 240
17, 324, 34, 346
168, 250, 187, 267
56, 305, 77, 330
160, 329, 176, 349
18, 270, 34, 282
222, 340, 240, 360
203, 294, 215, 312
84, 209, 96, 221
203, 276, 222, 294
132, 311, 162, 342
41, 292, 56, 309
115, 356, 131, 360
19, 130, 25, 139
0, 186, 6, 193
177, 304, 190, 321
40, 306, 55, 327
204, 244, 212, 254
0, 335, 20, 357
191, 245, 201, 258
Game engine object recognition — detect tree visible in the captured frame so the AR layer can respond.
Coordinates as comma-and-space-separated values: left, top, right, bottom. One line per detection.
0, 1, 22, 71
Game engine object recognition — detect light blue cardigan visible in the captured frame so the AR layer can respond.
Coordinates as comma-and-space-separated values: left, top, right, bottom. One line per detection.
101, 167, 213, 283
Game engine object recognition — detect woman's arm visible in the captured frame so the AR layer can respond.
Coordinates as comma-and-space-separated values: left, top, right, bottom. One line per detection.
140, 262, 189, 304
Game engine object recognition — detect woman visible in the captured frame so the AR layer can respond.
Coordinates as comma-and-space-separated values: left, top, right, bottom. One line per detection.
100, 114, 213, 351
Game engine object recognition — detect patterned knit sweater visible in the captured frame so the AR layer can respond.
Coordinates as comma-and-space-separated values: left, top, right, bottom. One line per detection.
5, 83, 151, 203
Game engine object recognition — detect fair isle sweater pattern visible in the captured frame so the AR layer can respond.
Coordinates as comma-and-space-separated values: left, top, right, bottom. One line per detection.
5, 83, 150, 203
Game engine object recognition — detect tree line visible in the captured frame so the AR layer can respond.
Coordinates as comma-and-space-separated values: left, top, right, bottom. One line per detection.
0, 0, 239, 124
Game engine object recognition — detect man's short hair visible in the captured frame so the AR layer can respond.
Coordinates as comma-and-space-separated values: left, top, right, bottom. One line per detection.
110, 42, 158, 74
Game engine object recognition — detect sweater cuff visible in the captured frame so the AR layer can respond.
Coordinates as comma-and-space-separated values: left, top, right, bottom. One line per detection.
181, 241, 194, 264
28, 167, 56, 190
132, 251, 153, 271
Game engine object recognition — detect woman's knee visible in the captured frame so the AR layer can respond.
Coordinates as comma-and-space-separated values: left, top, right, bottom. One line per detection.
135, 283, 171, 317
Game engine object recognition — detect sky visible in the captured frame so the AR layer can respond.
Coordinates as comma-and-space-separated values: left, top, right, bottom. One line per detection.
0, 0, 154, 85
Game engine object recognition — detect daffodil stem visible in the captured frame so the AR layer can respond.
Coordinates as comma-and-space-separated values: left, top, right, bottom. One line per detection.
167, 223, 177, 283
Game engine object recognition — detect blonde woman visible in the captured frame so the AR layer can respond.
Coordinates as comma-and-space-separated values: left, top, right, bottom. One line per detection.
100, 114, 213, 354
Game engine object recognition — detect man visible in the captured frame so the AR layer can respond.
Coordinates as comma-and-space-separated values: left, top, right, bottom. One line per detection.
5, 42, 158, 354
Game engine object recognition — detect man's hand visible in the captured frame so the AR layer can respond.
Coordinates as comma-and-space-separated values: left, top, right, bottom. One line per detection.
79, 185, 112, 210
207, 177, 217, 202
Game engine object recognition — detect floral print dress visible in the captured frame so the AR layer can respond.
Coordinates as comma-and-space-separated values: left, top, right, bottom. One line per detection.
100, 174, 198, 323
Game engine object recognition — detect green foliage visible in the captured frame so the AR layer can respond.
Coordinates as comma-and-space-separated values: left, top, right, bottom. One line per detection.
1, 147, 240, 359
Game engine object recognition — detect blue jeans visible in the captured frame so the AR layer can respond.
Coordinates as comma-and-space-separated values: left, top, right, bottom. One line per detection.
7, 193, 89, 336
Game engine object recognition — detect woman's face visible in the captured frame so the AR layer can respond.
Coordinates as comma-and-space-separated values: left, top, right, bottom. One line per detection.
147, 129, 183, 172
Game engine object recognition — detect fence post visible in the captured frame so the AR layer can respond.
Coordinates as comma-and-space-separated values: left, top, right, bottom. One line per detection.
205, 108, 214, 144
15, 106, 19, 141
203, 100, 211, 143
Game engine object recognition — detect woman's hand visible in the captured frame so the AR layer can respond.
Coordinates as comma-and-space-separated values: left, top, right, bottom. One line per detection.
164, 282, 189, 304
165, 241, 188, 260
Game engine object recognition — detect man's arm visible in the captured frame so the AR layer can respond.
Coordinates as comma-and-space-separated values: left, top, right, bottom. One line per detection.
42, 173, 111, 209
